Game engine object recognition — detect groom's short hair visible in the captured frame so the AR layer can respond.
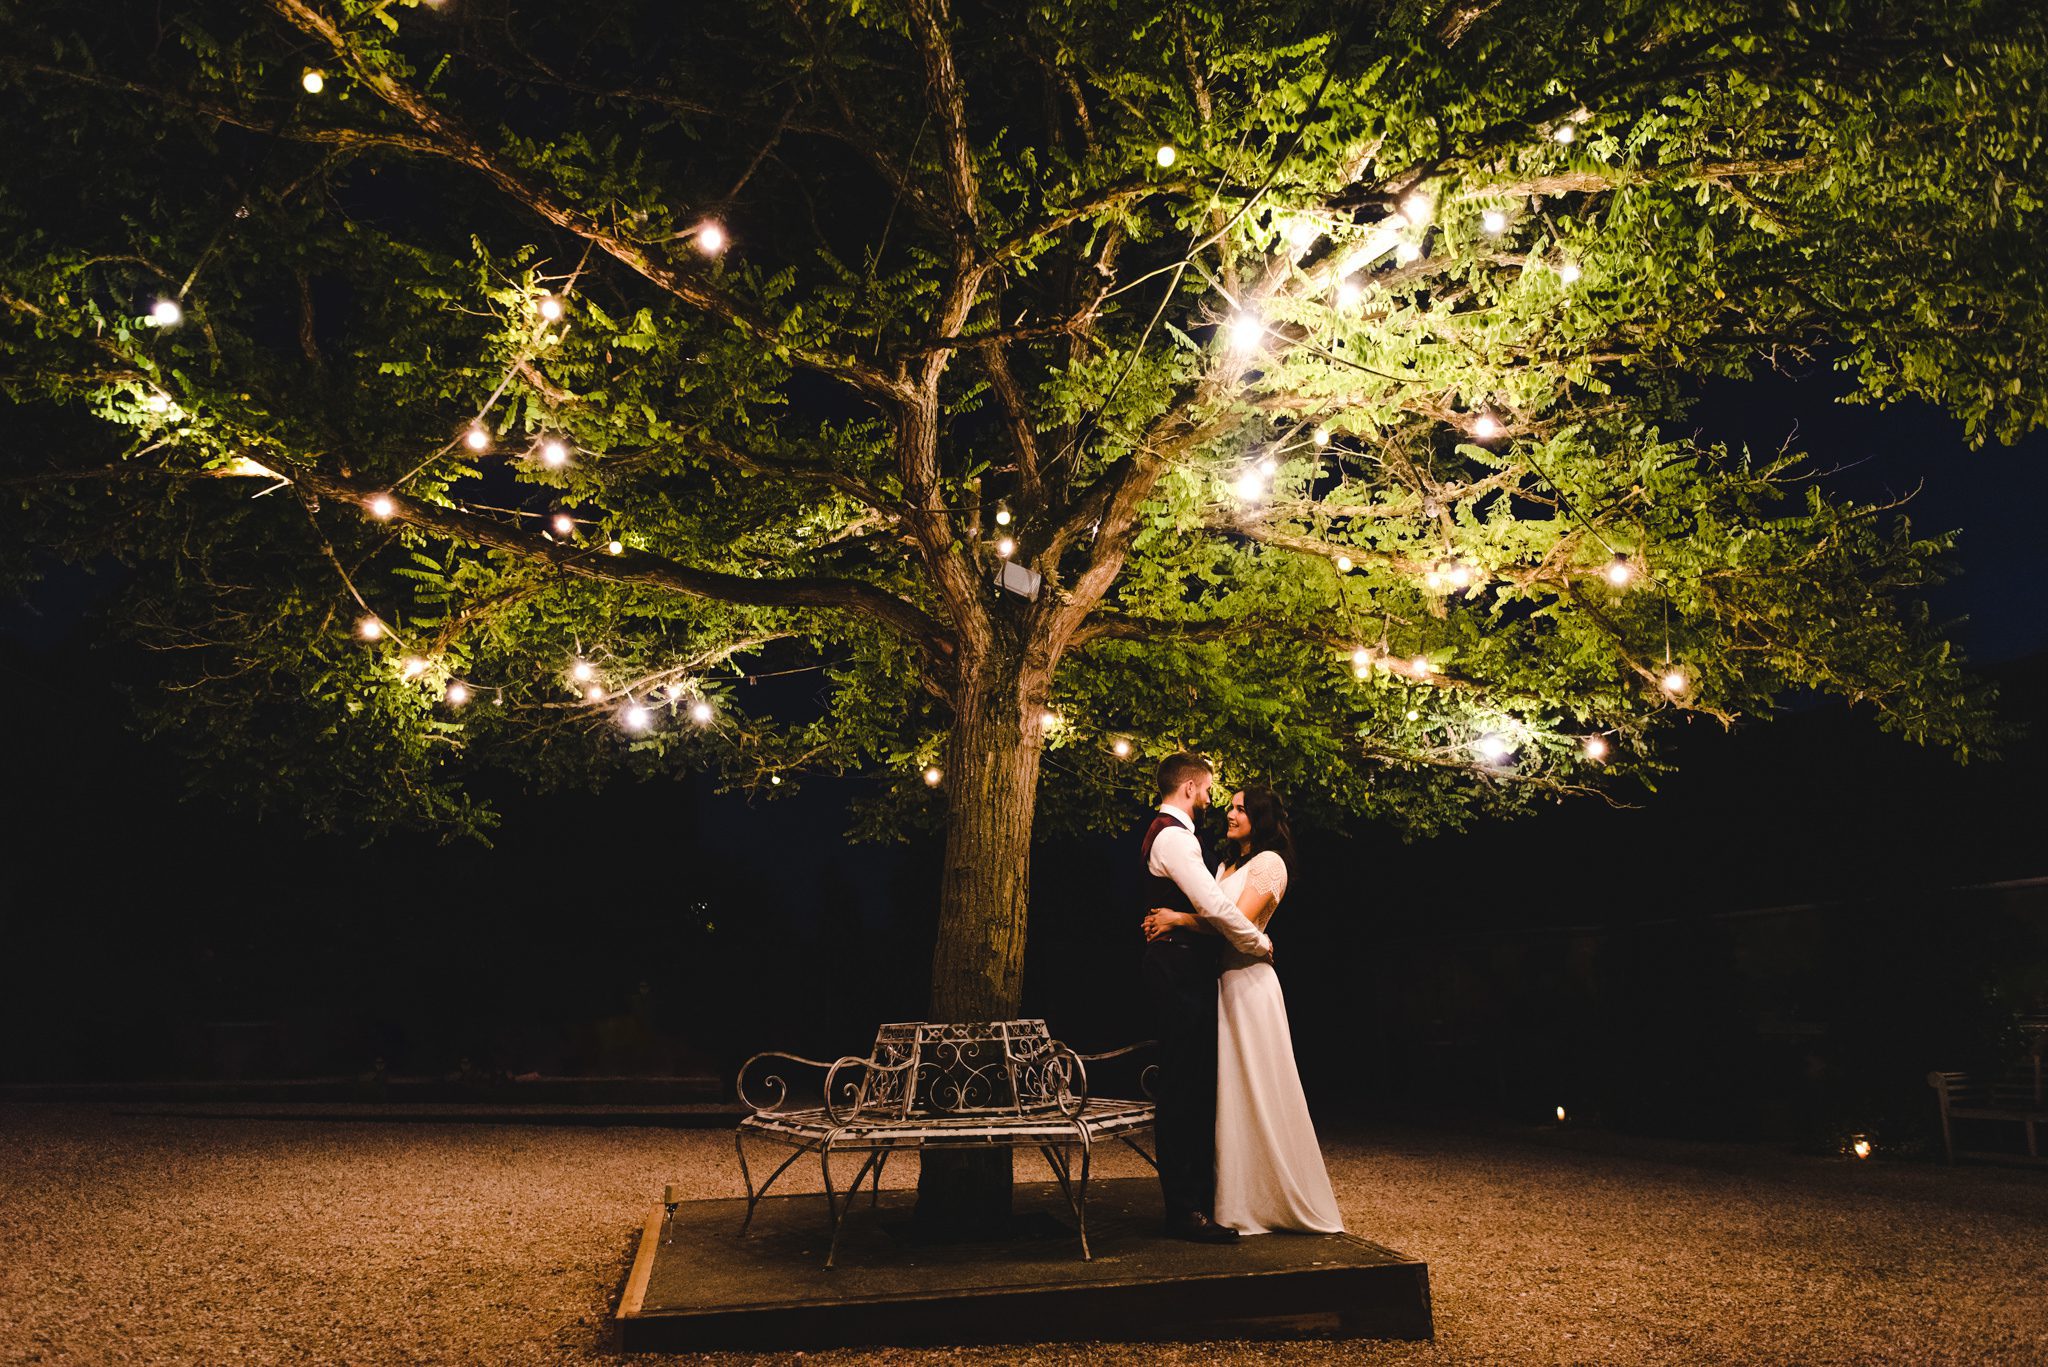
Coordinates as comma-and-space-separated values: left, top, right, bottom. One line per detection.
1156, 752, 1212, 797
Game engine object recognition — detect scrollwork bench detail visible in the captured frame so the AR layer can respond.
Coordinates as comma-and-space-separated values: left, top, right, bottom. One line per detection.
722, 1019, 1157, 1267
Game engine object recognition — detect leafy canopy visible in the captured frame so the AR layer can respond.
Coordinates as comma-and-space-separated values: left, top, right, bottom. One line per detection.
1, 0, 2041, 841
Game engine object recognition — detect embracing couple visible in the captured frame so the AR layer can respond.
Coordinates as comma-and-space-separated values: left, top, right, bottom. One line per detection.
1136, 751, 1343, 1243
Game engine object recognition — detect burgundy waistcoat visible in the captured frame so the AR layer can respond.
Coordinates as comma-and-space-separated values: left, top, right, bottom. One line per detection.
1140, 812, 1212, 953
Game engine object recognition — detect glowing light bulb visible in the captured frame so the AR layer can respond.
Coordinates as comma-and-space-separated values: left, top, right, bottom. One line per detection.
623, 702, 652, 731
1334, 555, 1353, 572
1156, 144, 1177, 168
1352, 647, 1372, 669
1474, 733, 1511, 762
536, 295, 565, 322
1353, 662, 1371, 680
1399, 192, 1433, 226
585, 684, 606, 702
1226, 312, 1263, 353
1285, 217, 1320, 250
1554, 123, 1577, 145
1424, 570, 1444, 591
1313, 426, 1331, 447
463, 425, 489, 453
1335, 277, 1363, 310
142, 391, 172, 413
149, 299, 183, 327
996, 536, 1015, 558
923, 765, 943, 787
1482, 209, 1508, 235
366, 493, 396, 520
770, 774, 783, 785
357, 617, 384, 641
538, 439, 568, 467
1111, 739, 1131, 758
1406, 709, 1420, 721
1558, 260, 1582, 285
1472, 412, 1503, 441
690, 700, 714, 724
696, 221, 727, 255
445, 681, 470, 707
570, 660, 595, 683
1584, 735, 1610, 761
550, 512, 575, 537
1040, 711, 1060, 729
607, 539, 623, 555
1394, 241, 1422, 264
1604, 555, 1634, 587
1411, 656, 1430, 675
665, 682, 687, 700
1233, 470, 1265, 501
994, 507, 1011, 526
1447, 563, 1473, 590
301, 69, 325, 94
400, 656, 429, 680
1661, 668, 1688, 695
1852, 1138, 1871, 1160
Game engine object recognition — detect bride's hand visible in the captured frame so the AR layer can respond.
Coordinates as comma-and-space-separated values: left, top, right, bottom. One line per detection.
1142, 908, 1194, 939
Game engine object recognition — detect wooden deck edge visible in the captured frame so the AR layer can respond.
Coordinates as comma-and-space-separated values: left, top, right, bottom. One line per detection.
615, 1207, 664, 1321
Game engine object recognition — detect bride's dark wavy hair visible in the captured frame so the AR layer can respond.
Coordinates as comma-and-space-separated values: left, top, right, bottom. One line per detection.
1218, 784, 1297, 873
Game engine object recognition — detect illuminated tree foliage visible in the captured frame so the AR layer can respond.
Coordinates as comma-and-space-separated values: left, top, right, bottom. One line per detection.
3, 0, 2042, 1014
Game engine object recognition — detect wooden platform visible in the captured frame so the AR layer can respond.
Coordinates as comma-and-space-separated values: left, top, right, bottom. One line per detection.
615, 1178, 1432, 1351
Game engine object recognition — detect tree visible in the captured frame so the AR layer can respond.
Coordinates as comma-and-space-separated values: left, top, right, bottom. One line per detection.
3, 0, 2041, 1027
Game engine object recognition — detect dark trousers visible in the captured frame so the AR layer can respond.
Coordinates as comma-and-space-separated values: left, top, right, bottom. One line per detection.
1140, 935, 1219, 1222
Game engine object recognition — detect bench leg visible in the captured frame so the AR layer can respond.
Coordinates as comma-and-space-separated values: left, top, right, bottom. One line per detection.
1938, 1106, 1956, 1165
1073, 1129, 1094, 1262
822, 1140, 854, 1270
738, 1133, 812, 1236
870, 1148, 890, 1206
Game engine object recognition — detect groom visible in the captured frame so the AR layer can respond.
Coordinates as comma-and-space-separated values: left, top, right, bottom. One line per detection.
1137, 752, 1273, 1243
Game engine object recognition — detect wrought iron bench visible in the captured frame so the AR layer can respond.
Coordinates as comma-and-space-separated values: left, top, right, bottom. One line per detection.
723, 1019, 1156, 1267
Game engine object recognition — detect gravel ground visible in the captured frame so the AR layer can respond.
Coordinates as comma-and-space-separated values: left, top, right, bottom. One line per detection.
2, 1104, 2044, 1365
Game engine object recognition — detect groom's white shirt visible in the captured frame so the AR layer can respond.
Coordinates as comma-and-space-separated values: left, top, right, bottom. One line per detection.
1149, 804, 1273, 957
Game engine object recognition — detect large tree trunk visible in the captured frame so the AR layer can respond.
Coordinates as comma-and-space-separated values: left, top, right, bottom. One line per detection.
915, 648, 1047, 1236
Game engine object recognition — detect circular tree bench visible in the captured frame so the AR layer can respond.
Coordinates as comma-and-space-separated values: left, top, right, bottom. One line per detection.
727, 1020, 1157, 1267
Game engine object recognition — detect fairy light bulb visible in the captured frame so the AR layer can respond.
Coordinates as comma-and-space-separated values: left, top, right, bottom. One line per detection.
1406, 709, 1420, 721
538, 439, 568, 467
1474, 733, 1510, 763
366, 493, 396, 521
445, 681, 470, 707
149, 299, 183, 327
1472, 412, 1503, 441
550, 512, 575, 537
1156, 144, 1177, 168
770, 774, 783, 786
1559, 260, 1582, 285
1225, 312, 1263, 353
607, 538, 624, 555
301, 69, 325, 94
1335, 555, 1353, 572
570, 660, 595, 683
665, 682, 687, 701
1040, 711, 1060, 730
1285, 217, 1320, 251
923, 765, 943, 787
623, 702, 652, 731
1661, 668, 1688, 695
463, 425, 489, 453
1313, 426, 1331, 447
1352, 647, 1372, 669
585, 684, 606, 702
357, 617, 384, 641
1482, 209, 1508, 235
1399, 192, 1433, 226
1335, 277, 1363, 310
994, 507, 1012, 526
690, 700, 714, 724
1394, 241, 1422, 264
536, 295, 565, 322
696, 221, 727, 255
1112, 739, 1131, 758
400, 656, 429, 680
1604, 555, 1634, 587
996, 536, 1016, 558
1424, 569, 1445, 591
1584, 735, 1609, 761
1411, 656, 1430, 675
1554, 123, 1577, 144
1447, 563, 1473, 590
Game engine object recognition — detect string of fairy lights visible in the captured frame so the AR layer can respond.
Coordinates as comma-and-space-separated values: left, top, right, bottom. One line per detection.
130, 57, 1694, 791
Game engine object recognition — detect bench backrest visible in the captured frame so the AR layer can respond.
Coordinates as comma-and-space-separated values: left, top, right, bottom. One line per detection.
1929, 1067, 2045, 1107
848, 1020, 1078, 1121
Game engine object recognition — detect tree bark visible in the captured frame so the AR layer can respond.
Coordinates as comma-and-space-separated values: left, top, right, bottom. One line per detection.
915, 645, 1048, 1235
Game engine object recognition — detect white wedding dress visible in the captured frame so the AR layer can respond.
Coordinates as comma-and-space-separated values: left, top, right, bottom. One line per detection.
1212, 851, 1345, 1234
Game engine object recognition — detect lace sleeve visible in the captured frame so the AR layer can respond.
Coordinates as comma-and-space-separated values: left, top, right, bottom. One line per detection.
1245, 852, 1289, 925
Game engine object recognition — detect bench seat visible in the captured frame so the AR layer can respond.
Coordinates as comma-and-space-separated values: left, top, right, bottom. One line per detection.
741, 1096, 1157, 1149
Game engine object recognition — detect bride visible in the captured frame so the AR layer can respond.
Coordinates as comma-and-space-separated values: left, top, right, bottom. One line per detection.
1142, 785, 1344, 1235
